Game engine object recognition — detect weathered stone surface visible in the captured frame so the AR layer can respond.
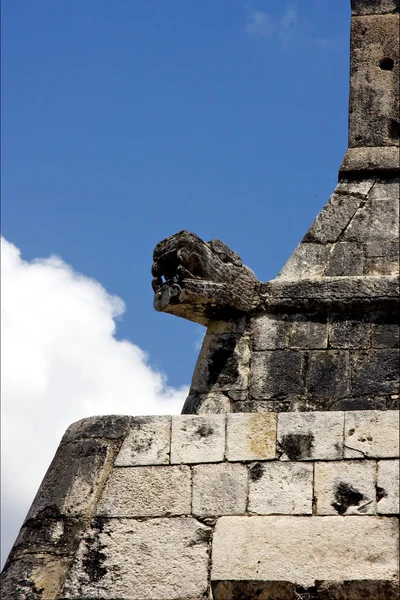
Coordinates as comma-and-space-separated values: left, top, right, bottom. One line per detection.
192, 463, 247, 516
344, 410, 400, 458
316, 579, 400, 600
369, 179, 400, 201
171, 414, 225, 463
307, 351, 349, 399
348, 14, 400, 148
340, 147, 400, 175
251, 314, 290, 350
212, 580, 299, 600
371, 312, 399, 348
277, 243, 332, 280
289, 315, 328, 349
377, 459, 400, 514
350, 350, 399, 396
324, 242, 365, 277
182, 391, 232, 414
342, 198, 399, 243
61, 415, 131, 444
302, 193, 362, 245
114, 416, 171, 466
96, 466, 191, 517
63, 517, 211, 599
226, 413, 276, 461
351, 0, 400, 16
190, 333, 250, 393
26, 439, 115, 520
211, 516, 399, 588
336, 178, 376, 197
277, 412, 344, 460
250, 351, 303, 399
314, 461, 376, 515
248, 462, 313, 515
329, 314, 370, 348
1, 555, 72, 600
13, 516, 83, 557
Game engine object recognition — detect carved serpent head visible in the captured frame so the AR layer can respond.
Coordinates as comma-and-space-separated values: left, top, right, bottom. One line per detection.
151, 230, 257, 325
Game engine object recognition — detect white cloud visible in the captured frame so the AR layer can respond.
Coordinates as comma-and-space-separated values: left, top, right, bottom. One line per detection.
244, 11, 275, 37
0, 237, 188, 565
245, 5, 298, 48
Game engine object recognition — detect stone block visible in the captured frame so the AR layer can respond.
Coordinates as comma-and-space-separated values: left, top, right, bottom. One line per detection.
226, 413, 276, 461
25, 439, 115, 520
211, 516, 399, 588
371, 312, 399, 349
192, 463, 247, 516
63, 517, 211, 599
307, 351, 349, 399
277, 412, 344, 460
351, 0, 400, 15
277, 243, 332, 279
251, 314, 290, 350
96, 466, 191, 517
250, 351, 303, 399
314, 461, 376, 516
368, 179, 400, 202
190, 333, 250, 393
324, 242, 365, 277
182, 391, 232, 414
302, 193, 362, 245
344, 410, 400, 458
329, 315, 370, 349
61, 415, 131, 444
377, 460, 400, 515
114, 416, 171, 466
0, 554, 72, 600
171, 414, 226, 463
289, 315, 328, 349
248, 462, 313, 515
350, 349, 399, 396
335, 178, 375, 198
342, 199, 399, 243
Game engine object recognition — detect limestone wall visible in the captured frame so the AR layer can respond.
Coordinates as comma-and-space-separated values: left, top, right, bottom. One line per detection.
2, 411, 399, 599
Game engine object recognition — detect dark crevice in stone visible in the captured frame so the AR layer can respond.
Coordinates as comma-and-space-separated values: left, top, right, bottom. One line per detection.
331, 481, 365, 515
279, 433, 314, 460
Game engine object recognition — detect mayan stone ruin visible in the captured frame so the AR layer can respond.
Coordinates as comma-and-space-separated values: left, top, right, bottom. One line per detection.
1, 0, 399, 599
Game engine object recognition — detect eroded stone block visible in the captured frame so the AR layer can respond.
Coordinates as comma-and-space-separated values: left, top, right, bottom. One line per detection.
289, 315, 328, 349
314, 461, 376, 516
307, 351, 349, 399
277, 412, 344, 460
250, 351, 303, 399
277, 243, 332, 280
171, 415, 226, 463
248, 462, 313, 515
302, 193, 362, 245
377, 460, 400, 515
251, 314, 290, 350
344, 411, 400, 458
0, 554, 72, 600
350, 350, 400, 396
63, 517, 211, 599
114, 416, 171, 466
96, 466, 191, 517
226, 413, 276, 461
211, 516, 399, 588
192, 463, 247, 516
329, 315, 370, 349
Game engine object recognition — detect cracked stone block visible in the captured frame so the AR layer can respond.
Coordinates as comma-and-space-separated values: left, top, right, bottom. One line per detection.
307, 351, 349, 399
377, 460, 400, 515
302, 193, 362, 245
114, 416, 171, 466
190, 332, 250, 393
350, 349, 400, 396
212, 516, 399, 588
250, 351, 303, 399
329, 314, 370, 349
368, 180, 400, 202
277, 243, 332, 280
63, 517, 211, 599
96, 466, 191, 517
314, 461, 376, 516
344, 411, 400, 458
324, 242, 365, 276
342, 199, 399, 243
289, 315, 328, 349
192, 463, 247, 517
277, 412, 344, 460
335, 179, 376, 197
171, 414, 225, 464
251, 314, 290, 350
248, 462, 313, 515
226, 413, 276, 461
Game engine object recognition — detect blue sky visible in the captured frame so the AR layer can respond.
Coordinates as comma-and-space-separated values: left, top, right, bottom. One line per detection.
1, 0, 351, 561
